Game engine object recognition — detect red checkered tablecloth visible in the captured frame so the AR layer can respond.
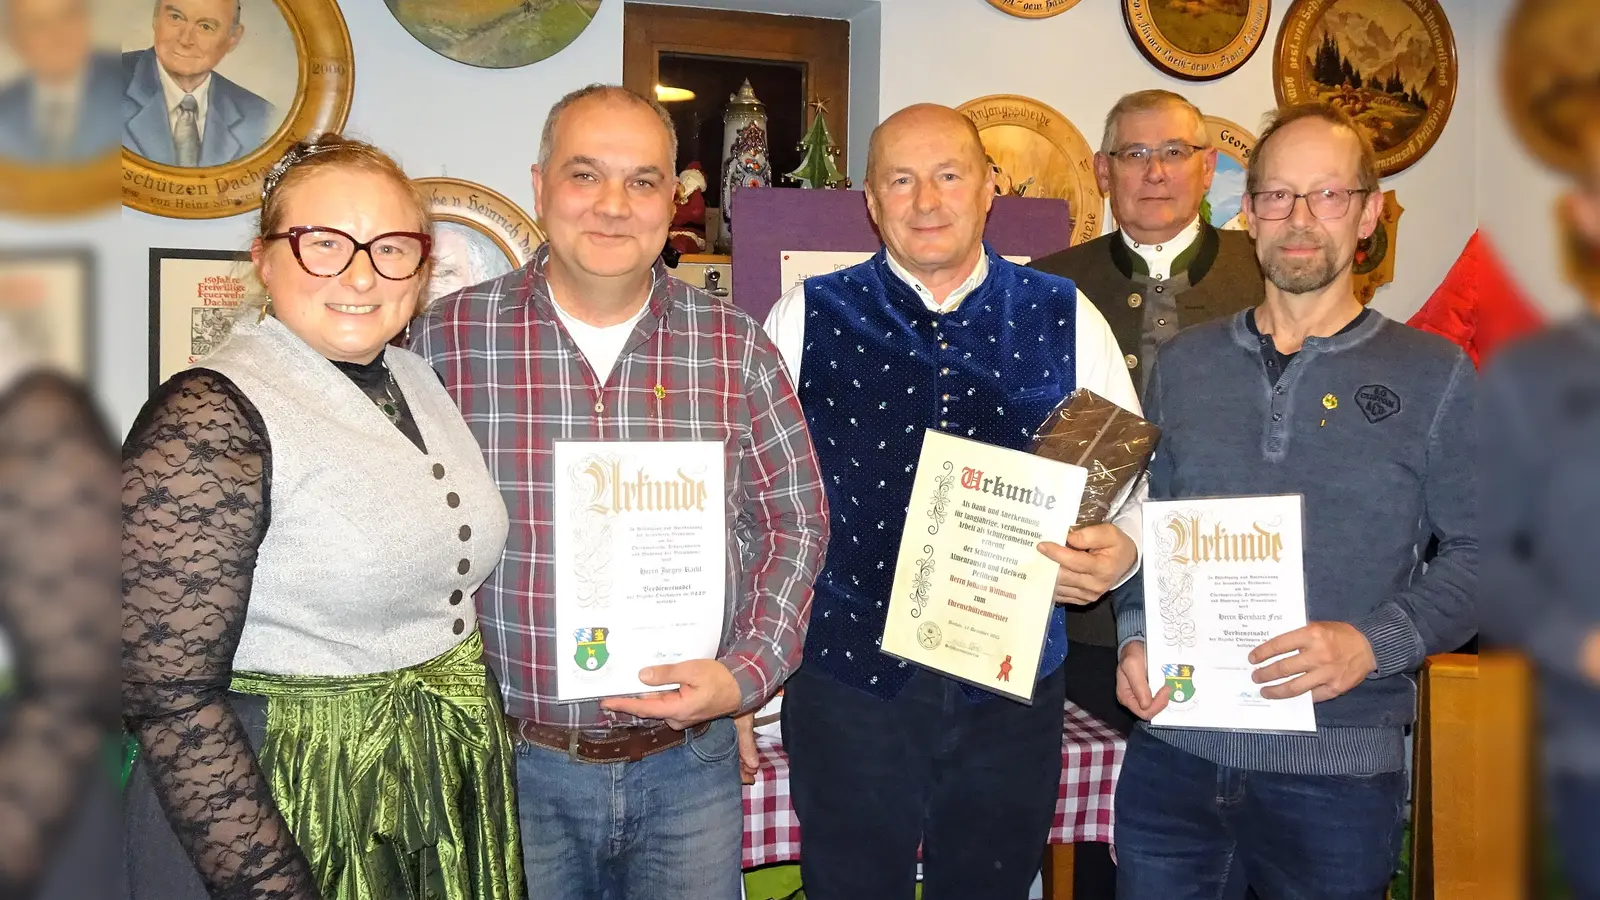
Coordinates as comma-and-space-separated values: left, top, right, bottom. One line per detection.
740, 698, 1126, 869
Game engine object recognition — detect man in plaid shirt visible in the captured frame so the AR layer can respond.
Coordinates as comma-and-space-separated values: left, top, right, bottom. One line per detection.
412, 84, 829, 900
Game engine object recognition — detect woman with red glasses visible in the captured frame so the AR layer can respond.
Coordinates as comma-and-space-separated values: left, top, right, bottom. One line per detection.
121, 136, 521, 900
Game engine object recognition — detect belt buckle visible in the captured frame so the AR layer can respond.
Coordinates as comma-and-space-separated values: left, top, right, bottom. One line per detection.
567, 728, 582, 762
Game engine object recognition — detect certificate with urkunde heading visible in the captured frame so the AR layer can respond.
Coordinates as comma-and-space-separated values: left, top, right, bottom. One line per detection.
552, 441, 726, 702
880, 430, 1086, 704
1141, 495, 1316, 732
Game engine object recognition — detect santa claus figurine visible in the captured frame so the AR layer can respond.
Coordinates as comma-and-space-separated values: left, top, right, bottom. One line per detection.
669, 161, 709, 254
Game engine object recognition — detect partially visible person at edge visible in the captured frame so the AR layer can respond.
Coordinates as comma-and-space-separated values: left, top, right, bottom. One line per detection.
122, 136, 523, 900
1112, 103, 1476, 900
413, 83, 829, 900
763, 103, 1143, 900
1480, 3, 1600, 893
0, 317, 119, 898
1030, 89, 1264, 743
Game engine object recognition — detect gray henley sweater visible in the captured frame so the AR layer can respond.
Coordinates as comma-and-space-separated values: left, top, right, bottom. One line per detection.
1117, 308, 1477, 776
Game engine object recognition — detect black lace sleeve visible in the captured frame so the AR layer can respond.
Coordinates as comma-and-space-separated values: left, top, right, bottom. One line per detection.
121, 369, 322, 900
0, 372, 119, 898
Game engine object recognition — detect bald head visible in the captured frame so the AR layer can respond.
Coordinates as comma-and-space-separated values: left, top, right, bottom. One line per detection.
862, 103, 996, 288
866, 104, 987, 186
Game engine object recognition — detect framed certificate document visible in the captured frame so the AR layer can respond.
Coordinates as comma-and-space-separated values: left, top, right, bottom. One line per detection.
1141, 495, 1316, 732
552, 440, 726, 702
880, 430, 1086, 703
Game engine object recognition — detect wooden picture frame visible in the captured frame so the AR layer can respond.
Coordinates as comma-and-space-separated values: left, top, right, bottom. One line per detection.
0, 247, 95, 379
148, 248, 253, 391
1203, 115, 1256, 233
985, 0, 1086, 18
382, 0, 604, 69
121, 0, 355, 219
957, 94, 1103, 246
622, 4, 850, 172
416, 177, 544, 304
1274, 0, 1458, 178
1124, 0, 1270, 82
1353, 189, 1403, 304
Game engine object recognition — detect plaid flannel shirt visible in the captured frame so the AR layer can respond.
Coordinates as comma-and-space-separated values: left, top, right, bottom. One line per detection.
412, 246, 829, 729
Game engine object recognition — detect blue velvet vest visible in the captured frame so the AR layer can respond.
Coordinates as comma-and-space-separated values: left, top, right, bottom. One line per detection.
797, 246, 1079, 701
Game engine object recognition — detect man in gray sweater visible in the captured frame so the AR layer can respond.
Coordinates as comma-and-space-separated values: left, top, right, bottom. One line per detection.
1112, 103, 1477, 899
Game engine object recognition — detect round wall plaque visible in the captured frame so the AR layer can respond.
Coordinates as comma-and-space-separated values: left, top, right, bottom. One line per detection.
956, 94, 1103, 246
121, 0, 355, 219
1202, 115, 1257, 232
1123, 0, 1271, 82
415, 177, 543, 304
985, 0, 1085, 18
385, 0, 602, 69
1273, 0, 1457, 177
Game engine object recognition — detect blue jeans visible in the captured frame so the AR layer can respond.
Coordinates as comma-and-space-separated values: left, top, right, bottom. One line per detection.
783, 664, 1067, 900
513, 717, 743, 900
1115, 728, 1407, 900
1551, 773, 1600, 900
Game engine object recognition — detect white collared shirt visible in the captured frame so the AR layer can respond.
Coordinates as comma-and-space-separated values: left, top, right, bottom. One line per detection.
763, 251, 1145, 584
156, 61, 211, 142
1120, 216, 1202, 281
883, 249, 991, 314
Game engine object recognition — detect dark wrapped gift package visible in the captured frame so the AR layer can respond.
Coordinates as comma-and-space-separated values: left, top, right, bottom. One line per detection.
1027, 389, 1161, 527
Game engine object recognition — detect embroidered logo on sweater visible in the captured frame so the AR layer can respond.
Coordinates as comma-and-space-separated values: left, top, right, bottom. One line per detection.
1355, 385, 1401, 423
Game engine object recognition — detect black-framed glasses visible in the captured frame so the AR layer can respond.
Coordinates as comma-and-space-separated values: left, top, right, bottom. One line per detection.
263, 225, 433, 280
1106, 142, 1207, 167
1248, 188, 1371, 221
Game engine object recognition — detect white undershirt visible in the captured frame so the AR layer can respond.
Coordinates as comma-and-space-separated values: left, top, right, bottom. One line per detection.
156, 61, 212, 142
549, 287, 649, 384
1120, 216, 1202, 281
763, 251, 1145, 584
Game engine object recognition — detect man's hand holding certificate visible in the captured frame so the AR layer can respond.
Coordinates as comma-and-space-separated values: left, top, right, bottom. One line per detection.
1129, 494, 1378, 732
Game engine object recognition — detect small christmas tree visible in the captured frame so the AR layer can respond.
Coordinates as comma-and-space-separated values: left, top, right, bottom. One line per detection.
785, 100, 850, 189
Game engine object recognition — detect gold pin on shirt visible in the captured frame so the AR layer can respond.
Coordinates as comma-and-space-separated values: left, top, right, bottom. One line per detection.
1322, 393, 1338, 410
654, 384, 667, 400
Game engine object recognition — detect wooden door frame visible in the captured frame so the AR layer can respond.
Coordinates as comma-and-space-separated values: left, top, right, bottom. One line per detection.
622, 3, 851, 170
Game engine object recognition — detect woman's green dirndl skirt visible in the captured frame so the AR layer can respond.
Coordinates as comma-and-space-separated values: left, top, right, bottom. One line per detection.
126, 632, 523, 900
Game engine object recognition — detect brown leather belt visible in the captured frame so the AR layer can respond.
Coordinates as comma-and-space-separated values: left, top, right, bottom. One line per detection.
507, 716, 709, 764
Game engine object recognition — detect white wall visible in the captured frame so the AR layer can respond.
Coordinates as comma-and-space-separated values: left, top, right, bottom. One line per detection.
34, 0, 1530, 431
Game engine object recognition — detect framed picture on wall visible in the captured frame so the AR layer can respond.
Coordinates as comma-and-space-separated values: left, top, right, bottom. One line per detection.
0, 248, 94, 379
120, 0, 356, 219
956, 94, 1103, 247
415, 177, 544, 305
1274, 0, 1458, 178
1123, 0, 1271, 82
148, 248, 253, 391
1203, 115, 1257, 232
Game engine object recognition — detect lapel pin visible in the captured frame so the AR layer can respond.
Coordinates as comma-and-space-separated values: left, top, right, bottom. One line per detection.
654, 383, 667, 400
1322, 393, 1338, 410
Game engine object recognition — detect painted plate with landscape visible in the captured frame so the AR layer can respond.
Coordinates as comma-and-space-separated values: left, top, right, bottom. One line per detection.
1203, 116, 1256, 231
1274, 0, 1457, 177
384, 0, 602, 69
1124, 0, 1271, 82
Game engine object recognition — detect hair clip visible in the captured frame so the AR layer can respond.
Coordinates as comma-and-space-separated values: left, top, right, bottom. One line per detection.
261, 139, 338, 202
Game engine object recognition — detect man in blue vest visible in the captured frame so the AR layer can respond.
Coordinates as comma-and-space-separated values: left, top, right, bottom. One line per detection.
763, 103, 1143, 899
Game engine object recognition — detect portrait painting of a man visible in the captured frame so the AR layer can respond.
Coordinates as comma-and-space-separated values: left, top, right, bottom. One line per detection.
427, 221, 514, 304
121, 0, 277, 167
0, 0, 121, 163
